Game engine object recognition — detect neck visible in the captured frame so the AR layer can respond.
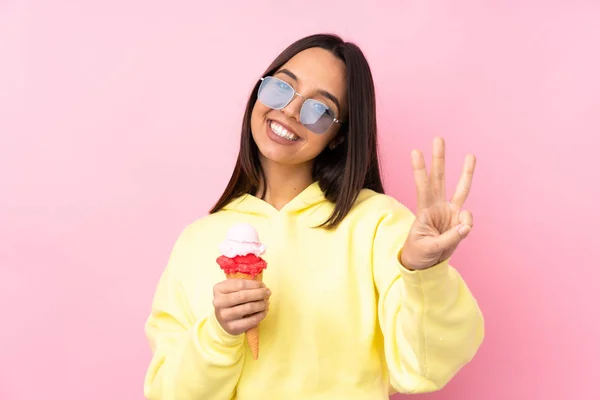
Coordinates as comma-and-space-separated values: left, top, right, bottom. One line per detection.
257, 157, 314, 210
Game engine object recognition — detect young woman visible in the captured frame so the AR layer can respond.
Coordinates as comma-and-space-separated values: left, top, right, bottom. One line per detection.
143, 33, 484, 400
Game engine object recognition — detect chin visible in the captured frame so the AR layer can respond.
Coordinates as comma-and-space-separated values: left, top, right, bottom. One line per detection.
255, 140, 304, 165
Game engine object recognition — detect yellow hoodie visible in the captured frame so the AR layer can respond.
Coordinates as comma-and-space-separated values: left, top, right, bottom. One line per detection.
143, 182, 484, 400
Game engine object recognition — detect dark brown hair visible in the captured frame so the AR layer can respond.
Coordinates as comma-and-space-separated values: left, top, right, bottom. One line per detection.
210, 33, 385, 228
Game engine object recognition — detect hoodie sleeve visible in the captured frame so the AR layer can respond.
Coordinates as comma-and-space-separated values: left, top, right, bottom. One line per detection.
371, 199, 485, 394
143, 226, 245, 400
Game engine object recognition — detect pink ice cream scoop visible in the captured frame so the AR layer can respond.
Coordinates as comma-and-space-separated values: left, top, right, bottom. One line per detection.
218, 223, 267, 258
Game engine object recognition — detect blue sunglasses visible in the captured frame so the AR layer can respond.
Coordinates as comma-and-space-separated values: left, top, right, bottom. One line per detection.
257, 76, 342, 134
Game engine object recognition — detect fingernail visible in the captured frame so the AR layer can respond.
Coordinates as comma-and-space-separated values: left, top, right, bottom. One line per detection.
266, 290, 271, 296
458, 225, 470, 236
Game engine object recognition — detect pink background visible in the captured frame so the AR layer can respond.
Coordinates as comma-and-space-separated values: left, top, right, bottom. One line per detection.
1, 1, 599, 399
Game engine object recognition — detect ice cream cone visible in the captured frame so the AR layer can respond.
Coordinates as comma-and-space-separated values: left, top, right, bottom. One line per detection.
217, 223, 267, 361
225, 271, 263, 360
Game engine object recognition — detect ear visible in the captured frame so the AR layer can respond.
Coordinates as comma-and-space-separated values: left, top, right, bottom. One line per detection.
328, 135, 345, 150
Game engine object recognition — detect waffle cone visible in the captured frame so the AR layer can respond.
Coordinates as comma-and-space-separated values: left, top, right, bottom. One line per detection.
225, 271, 263, 360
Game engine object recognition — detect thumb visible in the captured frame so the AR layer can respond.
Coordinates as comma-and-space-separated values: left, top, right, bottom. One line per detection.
434, 224, 470, 252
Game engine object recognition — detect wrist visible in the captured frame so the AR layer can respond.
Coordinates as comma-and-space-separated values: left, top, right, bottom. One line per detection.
399, 250, 415, 271
399, 249, 436, 271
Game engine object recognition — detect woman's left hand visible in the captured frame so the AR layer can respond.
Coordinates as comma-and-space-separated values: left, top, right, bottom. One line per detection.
400, 137, 476, 271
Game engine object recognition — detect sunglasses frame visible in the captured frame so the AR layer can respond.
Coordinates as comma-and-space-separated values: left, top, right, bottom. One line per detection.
258, 76, 342, 134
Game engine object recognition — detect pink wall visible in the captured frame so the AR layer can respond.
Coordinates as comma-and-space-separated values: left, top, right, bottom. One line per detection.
1, 1, 598, 399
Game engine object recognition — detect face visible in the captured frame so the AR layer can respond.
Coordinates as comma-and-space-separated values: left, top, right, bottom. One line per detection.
250, 47, 348, 166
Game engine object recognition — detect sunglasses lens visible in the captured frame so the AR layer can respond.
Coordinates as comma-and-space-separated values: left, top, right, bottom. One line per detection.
300, 99, 334, 134
257, 77, 294, 109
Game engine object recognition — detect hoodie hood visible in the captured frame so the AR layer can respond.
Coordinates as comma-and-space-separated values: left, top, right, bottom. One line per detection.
222, 181, 332, 225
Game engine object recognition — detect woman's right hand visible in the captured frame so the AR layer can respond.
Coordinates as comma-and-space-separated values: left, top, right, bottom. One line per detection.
213, 279, 271, 335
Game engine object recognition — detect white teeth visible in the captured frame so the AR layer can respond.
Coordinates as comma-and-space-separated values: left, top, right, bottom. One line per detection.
270, 121, 299, 141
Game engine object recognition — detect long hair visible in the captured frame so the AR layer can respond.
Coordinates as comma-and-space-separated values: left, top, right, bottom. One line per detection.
209, 33, 384, 228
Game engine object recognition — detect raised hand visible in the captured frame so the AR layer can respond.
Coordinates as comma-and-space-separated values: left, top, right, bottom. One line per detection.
400, 137, 476, 271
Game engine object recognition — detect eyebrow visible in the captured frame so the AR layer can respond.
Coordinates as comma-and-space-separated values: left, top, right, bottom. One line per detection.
274, 68, 342, 113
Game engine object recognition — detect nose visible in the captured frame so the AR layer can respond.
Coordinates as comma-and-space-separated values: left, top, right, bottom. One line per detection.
281, 94, 303, 122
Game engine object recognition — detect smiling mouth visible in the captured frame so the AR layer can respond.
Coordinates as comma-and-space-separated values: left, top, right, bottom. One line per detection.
269, 120, 300, 141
